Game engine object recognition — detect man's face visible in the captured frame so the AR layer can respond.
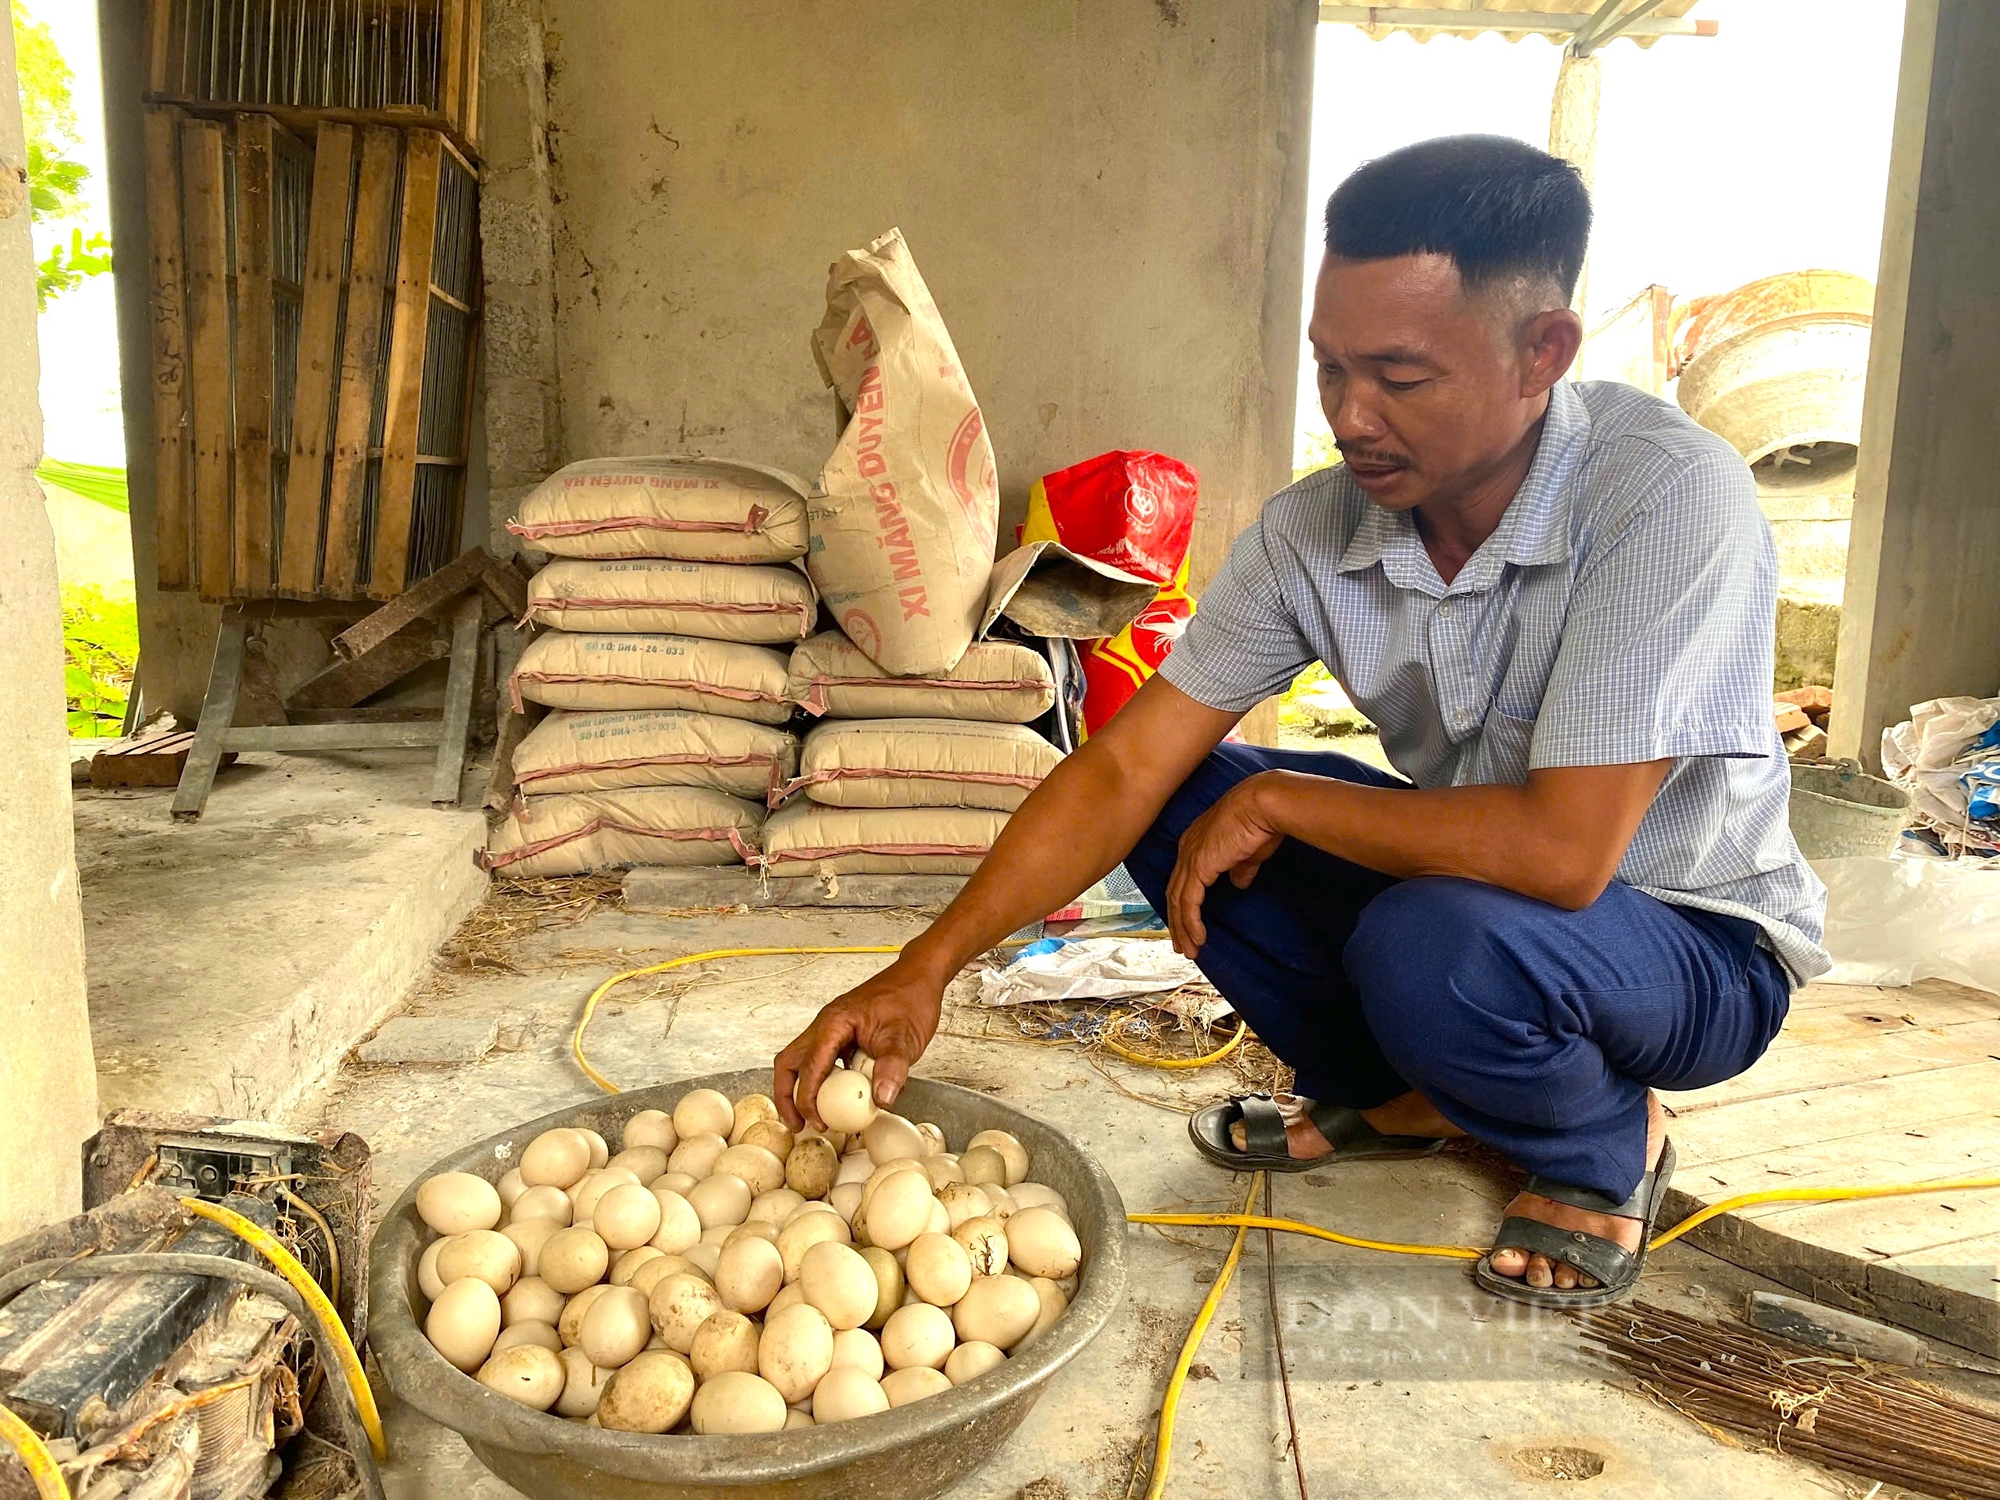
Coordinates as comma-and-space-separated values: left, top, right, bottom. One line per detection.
1308, 252, 1562, 511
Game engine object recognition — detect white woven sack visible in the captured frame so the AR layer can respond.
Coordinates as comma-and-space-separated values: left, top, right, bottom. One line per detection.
785, 631, 1054, 723
511, 633, 793, 724
512, 710, 800, 799
523, 559, 817, 644
482, 787, 763, 877
759, 803, 1007, 878
507, 456, 809, 563
782, 719, 1058, 811
807, 229, 999, 674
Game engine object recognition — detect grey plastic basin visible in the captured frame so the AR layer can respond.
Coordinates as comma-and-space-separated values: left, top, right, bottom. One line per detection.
368, 1070, 1127, 1500
1790, 761, 1910, 859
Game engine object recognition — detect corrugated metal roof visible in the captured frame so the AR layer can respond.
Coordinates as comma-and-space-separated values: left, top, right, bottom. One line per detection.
1318, 2, 1710, 49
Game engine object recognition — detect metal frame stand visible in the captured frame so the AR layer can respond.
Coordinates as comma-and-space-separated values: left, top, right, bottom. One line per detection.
171, 596, 484, 821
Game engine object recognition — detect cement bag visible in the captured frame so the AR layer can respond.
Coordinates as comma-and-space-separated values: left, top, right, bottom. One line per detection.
507, 456, 809, 563
783, 719, 1058, 811
513, 709, 800, 800
808, 228, 999, 674
787, 631, 1054, 723
482, 787, 762, 877
760, 802, 1007, 878
523, 559, 818, 644
511, 632, 793, 724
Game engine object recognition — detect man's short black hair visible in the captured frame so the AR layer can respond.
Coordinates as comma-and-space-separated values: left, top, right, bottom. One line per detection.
1324, 135, 1591, 302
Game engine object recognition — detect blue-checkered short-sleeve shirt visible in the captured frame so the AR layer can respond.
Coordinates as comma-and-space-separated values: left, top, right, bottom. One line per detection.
1159, 379, 1829, 983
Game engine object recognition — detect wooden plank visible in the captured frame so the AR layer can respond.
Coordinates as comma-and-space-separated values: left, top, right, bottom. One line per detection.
138, 99, 480, 168
430, 596, 484, 805
329, 545, 492, 660
439, 0, 467, 128
231, 113, 277, 598
1664, 1060, 2000, 1165
142, 107, 191, 590
286, 621, 450, 712
369, 130, 444, 598
1661, 1018, 2000, 1114
1871, 1231, 2000, 1356
322, 126, 402, 599
462, 0, 484, 149
1670, 1111, 2000, 1199
1784, 978, 1996, 1023
88, 733, 237, 789
179, 117, 233, 603
277, 123, 356, 598
144, 0, 171, 93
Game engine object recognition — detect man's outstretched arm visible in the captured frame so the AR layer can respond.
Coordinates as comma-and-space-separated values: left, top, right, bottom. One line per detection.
774, 676, 1241, 1128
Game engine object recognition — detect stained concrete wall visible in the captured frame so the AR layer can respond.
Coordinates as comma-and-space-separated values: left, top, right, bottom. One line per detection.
1832, 0, 2000, 767
488, 0, 1318, 596
0, 20, 100, 1239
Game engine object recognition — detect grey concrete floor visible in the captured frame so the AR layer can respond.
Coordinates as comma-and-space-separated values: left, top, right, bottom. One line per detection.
302, 901, 1928, 1500
75, 749, 487, 1121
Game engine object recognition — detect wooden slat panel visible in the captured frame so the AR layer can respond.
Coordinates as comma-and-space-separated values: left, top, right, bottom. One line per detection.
277, 124, 356, 598
143, 107, 191, 590
180, 117, 233, 602
321, 126, 402, 599
369, 130, 443, 599
232, 113, 277, 598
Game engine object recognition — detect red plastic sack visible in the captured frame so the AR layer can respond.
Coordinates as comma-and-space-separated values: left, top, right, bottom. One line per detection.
1022, 451, 1197, 586
1079, 562, 1195, 739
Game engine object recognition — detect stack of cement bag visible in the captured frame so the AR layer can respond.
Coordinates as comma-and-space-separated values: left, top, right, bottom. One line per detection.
759, 228, 1058, 879
482, 457, 815, 878
764, 634, 1059, 879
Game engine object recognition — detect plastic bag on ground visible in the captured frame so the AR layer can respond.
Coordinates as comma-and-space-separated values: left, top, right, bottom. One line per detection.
977, 936, 1205, 1008
1813, 853, 2000, 995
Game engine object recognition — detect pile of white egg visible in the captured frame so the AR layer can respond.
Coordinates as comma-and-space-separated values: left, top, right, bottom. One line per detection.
411, 1064, 1082, 1434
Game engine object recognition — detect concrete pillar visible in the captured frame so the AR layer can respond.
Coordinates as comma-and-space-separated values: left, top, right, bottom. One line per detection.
1830, 0, 2000, 768
1547, 51, 1601, 320
0, 18, 100, 1240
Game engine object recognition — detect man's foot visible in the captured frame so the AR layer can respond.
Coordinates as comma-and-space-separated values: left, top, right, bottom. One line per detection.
1228, 1089, 1464, 1161
1485, 1093, 1668, 1292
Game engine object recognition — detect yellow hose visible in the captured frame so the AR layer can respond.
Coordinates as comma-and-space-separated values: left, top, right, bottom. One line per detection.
1103, 1014, 1247, 1070
574, 945, 905, 1093
0, 1402, 67, 1500
1131, 1210, 1482, 1260
1143, 1174, 1260, 1500
179, 1198, 387, 1460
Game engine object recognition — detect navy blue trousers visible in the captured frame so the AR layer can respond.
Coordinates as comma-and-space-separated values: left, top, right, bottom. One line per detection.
1123, 745, 1791, 1200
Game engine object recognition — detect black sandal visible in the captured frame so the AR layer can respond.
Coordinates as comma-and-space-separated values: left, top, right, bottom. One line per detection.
1473, 1139, 1678, 1310
1188, 1092, 1449, 1173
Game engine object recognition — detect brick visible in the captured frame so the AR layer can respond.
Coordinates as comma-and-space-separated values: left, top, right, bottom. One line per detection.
1775, 685, 1834, 711
1786, 725, 1829, 760
1775, 702, 1811, 733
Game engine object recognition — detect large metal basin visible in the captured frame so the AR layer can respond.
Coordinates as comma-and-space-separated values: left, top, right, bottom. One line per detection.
368, 1070, 1127, 1500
